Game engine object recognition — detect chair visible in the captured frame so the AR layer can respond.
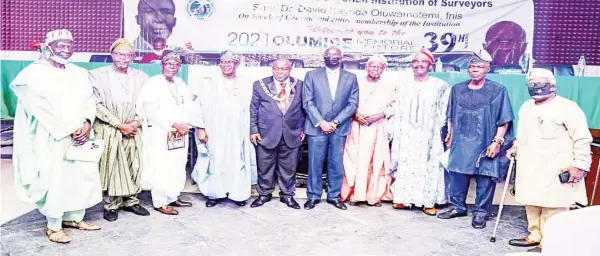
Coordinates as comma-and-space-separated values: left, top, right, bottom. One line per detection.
490, 65, 525, 74
433, 64, 460, 72
554, 65, 574, 76
89, 55, 113, 63
262, 59, 305, 68
531, 64, 575, 76
341, 61, 361, 70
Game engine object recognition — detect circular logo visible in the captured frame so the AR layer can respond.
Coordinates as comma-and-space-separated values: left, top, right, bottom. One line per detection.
186, 0, 214, 20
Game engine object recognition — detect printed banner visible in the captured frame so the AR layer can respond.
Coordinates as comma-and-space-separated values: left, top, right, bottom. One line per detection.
124, 0, 533, 58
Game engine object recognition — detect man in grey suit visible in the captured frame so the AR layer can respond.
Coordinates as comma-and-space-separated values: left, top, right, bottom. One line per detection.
302, 46, 359, 210
249, 59, 305, 209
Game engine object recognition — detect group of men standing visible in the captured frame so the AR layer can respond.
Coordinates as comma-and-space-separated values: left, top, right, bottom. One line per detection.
11, 29, 593, 253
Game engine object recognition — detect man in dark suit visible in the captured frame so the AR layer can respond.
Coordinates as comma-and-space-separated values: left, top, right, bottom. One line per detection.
249, 59, 305, 209
302, 46, 359, 210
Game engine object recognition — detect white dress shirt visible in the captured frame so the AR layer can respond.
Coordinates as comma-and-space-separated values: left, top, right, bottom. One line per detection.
314, 68, 341, 127
326, 68, 340, 98
274, 78, 291, 95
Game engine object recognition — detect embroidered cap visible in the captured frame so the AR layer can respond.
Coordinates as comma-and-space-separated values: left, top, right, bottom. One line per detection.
527, 68, 556, 84
413, 47, 435, 64
367, 54, 388, 67
44, 29, 73, 45
110, 38, 134, 53
469, 48, 493, 64
220, 50, 240, 62
161, 50, 182, 63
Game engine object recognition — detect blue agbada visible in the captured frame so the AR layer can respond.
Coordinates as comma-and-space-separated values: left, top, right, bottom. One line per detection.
446, 79, 515, 181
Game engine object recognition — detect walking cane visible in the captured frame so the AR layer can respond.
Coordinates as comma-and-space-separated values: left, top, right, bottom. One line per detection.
490, 155, 516, 243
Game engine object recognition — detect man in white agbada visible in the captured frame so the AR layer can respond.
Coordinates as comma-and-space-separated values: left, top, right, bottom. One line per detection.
136, 50, 200, 215
389, 48, 450, 216
10, 29, 101, 244
191, 51, 257, 207
507, 68, 592, 253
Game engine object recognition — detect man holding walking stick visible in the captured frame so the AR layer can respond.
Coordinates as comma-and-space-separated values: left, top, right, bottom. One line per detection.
507, 68, 592, 253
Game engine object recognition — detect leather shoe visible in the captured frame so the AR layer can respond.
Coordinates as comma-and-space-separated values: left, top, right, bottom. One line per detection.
509, 237, 540, 247
304, 199, 320, 210
251, 195, 272, 208
122, 204, 150, 216
233, 200, 246, 207
280, 197, 301, 209
437, 209, 468, 219
326, 199, 347, 210
103, 209, 118, 222
169, 200, 192, 207
206, 199, 222, 207
472, 216, 486, 229
348, 200, 360, 206
155, 206, 178, 215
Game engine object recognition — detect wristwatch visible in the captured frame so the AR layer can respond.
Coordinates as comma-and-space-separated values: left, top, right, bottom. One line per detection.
333, 120, 340, 126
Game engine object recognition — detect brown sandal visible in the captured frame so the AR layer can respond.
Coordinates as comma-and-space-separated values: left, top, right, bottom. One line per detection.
45, 228, 71, 243
62, 221, 101, 231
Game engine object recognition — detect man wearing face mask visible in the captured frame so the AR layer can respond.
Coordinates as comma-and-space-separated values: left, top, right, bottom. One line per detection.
140, 38, 166, 64
506, 68, 592, 253
438, 49, 515, 229
10, 29, 101, 243
89, 39, 151, 222
192, 51, 257, 208
302, 46, 359, 210
340, 55, 394, 207
136, 50, 200, 215
249, 59, 305, 209
133, 0, 177, 52
388, 48, 450, 215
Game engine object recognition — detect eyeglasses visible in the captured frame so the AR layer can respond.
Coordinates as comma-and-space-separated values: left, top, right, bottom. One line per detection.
112, 52, 134, 59
527, 82, 552, 88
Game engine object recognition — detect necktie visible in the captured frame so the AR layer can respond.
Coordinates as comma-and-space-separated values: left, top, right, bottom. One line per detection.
279, 82, 286, 97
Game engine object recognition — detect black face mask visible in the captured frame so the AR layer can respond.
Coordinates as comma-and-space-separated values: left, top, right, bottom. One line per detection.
527, 82, 553, 98
324, 56, 341, 68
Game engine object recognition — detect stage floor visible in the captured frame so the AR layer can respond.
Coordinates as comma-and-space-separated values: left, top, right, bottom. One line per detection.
1, 157, 529, 256
1, 191, 530, 256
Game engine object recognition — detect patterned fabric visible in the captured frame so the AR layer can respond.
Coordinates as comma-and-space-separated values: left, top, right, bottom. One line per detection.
389, 76, 450, 207
446, 79, 515, 180
90, 66, 149, 197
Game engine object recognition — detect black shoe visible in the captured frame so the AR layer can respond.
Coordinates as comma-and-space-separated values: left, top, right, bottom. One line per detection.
233, 200, 247, 207
304, 199, 320, 210
103, 209, 118, 222
250, 195, 272, 208
348, 200, 360, 206
326, 199, 347, 210
280, 197, 301, 209
472, 216, 486, 229
122, 204, 150, 216
437, 208, 468, 219
206, 199, 221, 208
509, 237, 540, 247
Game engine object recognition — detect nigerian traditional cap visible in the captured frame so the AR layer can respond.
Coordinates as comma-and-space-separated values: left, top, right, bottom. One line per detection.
527, 68, 556, 84
367, 54, 388, 66
413, 47, 435, 63
44, 29, 73, 45
469, 48, 493, 64
161, 50, 182, 63
220, 50, 240, 62
110, 38, 134, 53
